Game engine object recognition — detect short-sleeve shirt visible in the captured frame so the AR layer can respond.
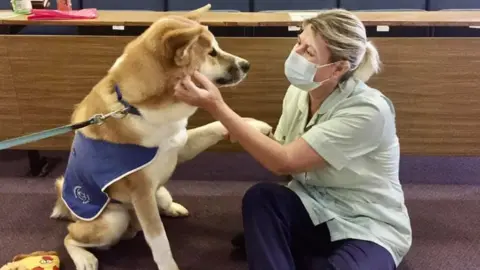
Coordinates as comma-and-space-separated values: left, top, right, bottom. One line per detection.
274, 77, 412, 266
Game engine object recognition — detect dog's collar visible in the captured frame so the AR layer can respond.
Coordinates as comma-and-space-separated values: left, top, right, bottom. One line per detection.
115, 85, 142, 117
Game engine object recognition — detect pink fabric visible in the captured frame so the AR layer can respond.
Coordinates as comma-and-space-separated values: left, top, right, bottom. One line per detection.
27, 8, 98, 20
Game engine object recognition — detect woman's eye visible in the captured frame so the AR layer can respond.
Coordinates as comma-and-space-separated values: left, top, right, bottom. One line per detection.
209, 48, 217, 57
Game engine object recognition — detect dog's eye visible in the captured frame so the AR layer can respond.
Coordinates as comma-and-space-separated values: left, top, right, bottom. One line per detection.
209, 48, 217, 57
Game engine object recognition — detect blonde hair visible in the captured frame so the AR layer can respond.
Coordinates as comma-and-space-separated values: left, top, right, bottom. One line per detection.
304, 9, 381, 82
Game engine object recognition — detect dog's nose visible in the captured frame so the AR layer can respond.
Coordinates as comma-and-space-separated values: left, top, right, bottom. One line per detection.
239, 61, 250, 73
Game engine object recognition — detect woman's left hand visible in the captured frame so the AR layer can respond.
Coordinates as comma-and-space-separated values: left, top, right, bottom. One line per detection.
174, 71, 225, 113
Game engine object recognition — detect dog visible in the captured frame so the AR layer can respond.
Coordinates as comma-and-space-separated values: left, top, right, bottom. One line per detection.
49, 4, 273, 270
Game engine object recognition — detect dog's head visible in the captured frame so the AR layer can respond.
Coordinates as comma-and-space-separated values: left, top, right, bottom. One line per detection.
107, 5, 250, 126
198, 36, 250, 87
140, 5, 250, 88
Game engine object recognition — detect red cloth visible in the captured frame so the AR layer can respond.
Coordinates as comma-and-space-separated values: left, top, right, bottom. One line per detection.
27, 8, 98, 20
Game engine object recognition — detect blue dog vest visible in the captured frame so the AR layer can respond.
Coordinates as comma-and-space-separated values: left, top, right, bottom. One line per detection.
62, 132, 158, 221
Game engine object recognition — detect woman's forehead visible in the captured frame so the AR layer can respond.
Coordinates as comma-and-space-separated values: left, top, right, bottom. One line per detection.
300, 25, 329, 53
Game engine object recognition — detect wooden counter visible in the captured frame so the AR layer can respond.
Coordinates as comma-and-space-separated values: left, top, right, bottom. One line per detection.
1, 35, 479, 155
0, 10, 479, 155
1, 10, 480, 27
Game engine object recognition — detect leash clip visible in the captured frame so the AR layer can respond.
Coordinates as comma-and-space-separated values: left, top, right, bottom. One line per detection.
90, 107, 129, 126
111, 107, 130, 119
91, 114, 106, 125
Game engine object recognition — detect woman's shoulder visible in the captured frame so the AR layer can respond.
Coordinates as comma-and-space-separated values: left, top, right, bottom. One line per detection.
340, 79, 396, 117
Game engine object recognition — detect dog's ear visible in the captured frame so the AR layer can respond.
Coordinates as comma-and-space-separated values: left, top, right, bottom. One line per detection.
163, 25, 204, 66
184, 4, 211, 22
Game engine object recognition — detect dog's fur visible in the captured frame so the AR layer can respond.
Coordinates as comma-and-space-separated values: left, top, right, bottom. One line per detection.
49, 4, 272, 270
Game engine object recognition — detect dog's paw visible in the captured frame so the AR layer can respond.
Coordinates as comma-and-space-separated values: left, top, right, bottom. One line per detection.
245, 118, 273, 136
207, 121, 229, 138
71, 252, 98, 270
162, 202, 189, 218
225, 118, 273, 143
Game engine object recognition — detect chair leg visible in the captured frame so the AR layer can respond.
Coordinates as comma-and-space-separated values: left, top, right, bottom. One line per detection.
27, 150, 58, 177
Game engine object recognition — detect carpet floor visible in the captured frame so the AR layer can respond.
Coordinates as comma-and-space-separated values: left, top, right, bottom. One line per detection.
0, 150, 479, 269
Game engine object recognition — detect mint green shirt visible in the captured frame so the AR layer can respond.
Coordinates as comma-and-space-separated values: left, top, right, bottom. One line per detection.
274, 77, 412, 266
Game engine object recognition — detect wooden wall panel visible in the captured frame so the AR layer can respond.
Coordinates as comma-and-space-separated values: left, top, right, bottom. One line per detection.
368, 38, 480, 156
0, 35, 22, 141
3, 35, 480, 155
6, 36, 131, 149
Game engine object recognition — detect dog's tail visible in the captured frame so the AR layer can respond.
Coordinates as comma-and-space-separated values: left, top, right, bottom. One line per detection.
50, 176, 73, 221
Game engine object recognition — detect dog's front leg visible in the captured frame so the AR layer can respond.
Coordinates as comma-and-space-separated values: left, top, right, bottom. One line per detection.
129, 178, 178, 270
177, 121, 228, 164
177, 119, 273, 164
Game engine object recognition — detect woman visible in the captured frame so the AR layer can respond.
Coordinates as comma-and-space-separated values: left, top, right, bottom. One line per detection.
174, 9, 412, 270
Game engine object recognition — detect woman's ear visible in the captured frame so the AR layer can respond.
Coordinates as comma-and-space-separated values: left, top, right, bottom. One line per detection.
333, 61, 350, 79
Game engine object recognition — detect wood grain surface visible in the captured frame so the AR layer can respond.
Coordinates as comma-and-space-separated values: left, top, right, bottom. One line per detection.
1, 36, 479, 155
0, 35, 23, 139
1, 10, 480, 27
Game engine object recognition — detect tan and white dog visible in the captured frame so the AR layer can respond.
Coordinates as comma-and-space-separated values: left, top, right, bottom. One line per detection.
49, 4, 272, 270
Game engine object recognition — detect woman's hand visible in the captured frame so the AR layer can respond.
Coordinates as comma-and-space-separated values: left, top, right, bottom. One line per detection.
174, 71, 225, 113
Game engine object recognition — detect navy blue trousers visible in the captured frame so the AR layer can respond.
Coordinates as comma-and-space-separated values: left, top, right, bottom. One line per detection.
239, 182, 396, 270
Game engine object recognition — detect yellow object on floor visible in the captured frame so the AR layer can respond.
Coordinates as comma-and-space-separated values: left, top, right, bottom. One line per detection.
0, 251, 60, 270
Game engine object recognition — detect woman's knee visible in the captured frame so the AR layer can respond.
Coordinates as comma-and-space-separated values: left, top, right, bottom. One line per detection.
328, 240, 396, 270
241, 182, 291, 214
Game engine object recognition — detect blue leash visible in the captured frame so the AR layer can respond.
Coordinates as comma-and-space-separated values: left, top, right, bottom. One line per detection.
0, 108, 129, 151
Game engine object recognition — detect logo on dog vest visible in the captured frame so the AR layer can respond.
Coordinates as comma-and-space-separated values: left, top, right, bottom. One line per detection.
73, 186, 91, 204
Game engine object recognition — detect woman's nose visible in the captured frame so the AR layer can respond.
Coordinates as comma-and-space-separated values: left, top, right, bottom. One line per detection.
294, 44, 306, 54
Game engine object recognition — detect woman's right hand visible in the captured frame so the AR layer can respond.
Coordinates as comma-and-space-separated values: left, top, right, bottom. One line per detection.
174, 71, 225, 114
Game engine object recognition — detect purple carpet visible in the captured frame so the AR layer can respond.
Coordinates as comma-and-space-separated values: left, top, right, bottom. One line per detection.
1, 150, 480, 269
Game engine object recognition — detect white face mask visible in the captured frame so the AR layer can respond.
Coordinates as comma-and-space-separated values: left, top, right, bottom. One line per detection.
284, 50, 334, 91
